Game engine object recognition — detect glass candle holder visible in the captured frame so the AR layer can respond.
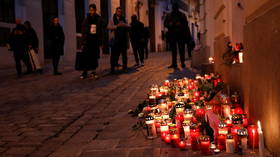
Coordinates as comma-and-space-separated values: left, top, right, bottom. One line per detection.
226, 134, 235, 153
175, 102, 185, 114
145, 116, 157, 139
200, 136, 211, 155
190, 125, 200, 151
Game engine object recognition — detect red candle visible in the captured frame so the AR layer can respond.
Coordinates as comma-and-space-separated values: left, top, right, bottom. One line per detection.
196, 108, 205, 117
161, 132, 167, 140
242, 114, 248, 127
178, 140, 186, 150
190, 128, 200, 151
213, 79, 218, 87
194, 91, 200, 97
155, 121, 161, 134
248, 125, 259, 148
217, 135, 226, 150
171, 133, 180, 147
225, 118, 233, 127
231, 125, 240, 136
164, 80, 170, 86
232, 107, 243, 114
200, 136, 211, 155
165, 134, 171, 144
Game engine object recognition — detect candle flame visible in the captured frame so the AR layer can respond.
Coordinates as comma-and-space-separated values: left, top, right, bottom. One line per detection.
258, 120, 262, 131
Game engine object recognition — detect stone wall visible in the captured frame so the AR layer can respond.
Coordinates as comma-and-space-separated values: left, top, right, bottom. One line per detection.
213, 1, 280, 155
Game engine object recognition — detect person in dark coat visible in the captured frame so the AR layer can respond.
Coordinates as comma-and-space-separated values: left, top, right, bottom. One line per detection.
9, 19, 33, 77
80, 4, 103, 79
164, 3, 189, 69
143, 27, 150, 59
24, 21, 39, 52
129, 15, 145, 67
107, 7, 130, 74
49, 17, 65, 75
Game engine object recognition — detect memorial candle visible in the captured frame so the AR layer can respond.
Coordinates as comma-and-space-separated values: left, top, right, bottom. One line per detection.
190, 127, 200, 151
217, 134, 226, 150
175, 103, 185, 114
164, 80, 170, 86
145, 116, 157, 139
184, 109, 193, 120
171, 132, 180, 147
200, 136, 211, 155
195, 107, 205, 117
178, 140, 186, 150
248, 125, 258, 148
182, 121, 191, 139
258, 121, 265, 157
226, 134, 235, 153
164, 134, 171, 144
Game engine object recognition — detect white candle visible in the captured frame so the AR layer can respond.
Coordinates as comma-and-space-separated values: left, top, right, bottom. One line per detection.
183, 125, 190, 138
258, 121, 265, 157
226, 139, 235, 153
241, 137, 248, 150
238, 51, 243, 63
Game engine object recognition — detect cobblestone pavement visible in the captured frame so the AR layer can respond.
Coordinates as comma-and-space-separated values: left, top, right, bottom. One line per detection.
0, 52, 264, 157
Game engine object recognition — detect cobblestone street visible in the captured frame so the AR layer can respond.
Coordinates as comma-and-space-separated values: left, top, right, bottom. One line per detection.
0, 52, 200, 157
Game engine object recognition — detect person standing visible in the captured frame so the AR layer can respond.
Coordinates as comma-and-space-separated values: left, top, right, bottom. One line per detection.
9, 19, 33, 77
143, 27, 150, 59
24, 21, 39, 53
80, 4, 103, 79
129, 15, 145, 67
49, 17, 65, 75
107, 7, 130, 74
164, 3, 189, 69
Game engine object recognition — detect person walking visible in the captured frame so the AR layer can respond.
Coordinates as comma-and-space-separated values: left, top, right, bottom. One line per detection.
143, 27, 150, 59
49, 17, 65, 75
9, 19, 33, 78
107, 7, 130, 74
129, 15, 145, 67
79, 4, 103, 79
164, 3, 190, 69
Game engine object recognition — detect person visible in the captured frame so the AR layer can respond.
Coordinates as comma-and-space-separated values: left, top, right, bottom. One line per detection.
107, 7, 130, 74
143, 27, 150, 59
129, 15, 145, 67
24, 21, 39, 53
164, 3, 190, 69
80, 4, 103, 79
9, 19, 33, 77
49, 17, 65, 75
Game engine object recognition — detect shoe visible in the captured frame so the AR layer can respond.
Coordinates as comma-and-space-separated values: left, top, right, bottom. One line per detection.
140, 63, 144, 66
89, 72, 98, 79
54, 72, 62, 75
168, 65, 178, 69
134, 63, 140, 67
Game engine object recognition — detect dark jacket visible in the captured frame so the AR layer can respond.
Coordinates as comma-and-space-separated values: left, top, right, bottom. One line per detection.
9, 24, 29, 53
80, 13, 103, 70
164, 10, 189, 42
129, 20, 144, 43
26, 28, 39, 49
49, 24, 65, 56
113, 14, 129, 44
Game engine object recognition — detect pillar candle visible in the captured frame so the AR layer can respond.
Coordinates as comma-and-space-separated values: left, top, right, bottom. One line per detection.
183, 125, 190, 139
171, 133, 180, 147
164, 134, 171, 144
178, 140, 186, 150
241, 137, 248, 150
258, 121, 265, 157
226, 138, 235, 153
190, 128, 200, 151
200, 138, 211, 155
217, 135, 226, 150
223, 105, 231, 118
248, 125, 258, 148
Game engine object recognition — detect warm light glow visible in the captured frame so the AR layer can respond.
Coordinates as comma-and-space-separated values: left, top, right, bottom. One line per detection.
258, 120, 262, 131
209, 57, 214, 64
238, 52, 243, 63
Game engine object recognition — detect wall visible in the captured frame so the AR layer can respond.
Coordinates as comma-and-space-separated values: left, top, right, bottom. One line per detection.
211, 0, 280, 156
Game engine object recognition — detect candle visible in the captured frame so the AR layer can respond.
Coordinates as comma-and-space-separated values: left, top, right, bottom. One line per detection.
232, 107, 243, 115
149, 95, 156, 104
190, 127, 200, 151
184, 109, 193, 120
214, 148, 221, 154
258, 121, 265, 157
195, 108, 205, 117
145, 116, 157, 139
200, 136, 211, 155
171, 133, 180, 147
222, 104, 231, 118
183, 125, 190, 139
178, 140, 186, 150
238, 51, 243, 63
164, 134, 171, 144
237, 128, 248, 152
218, 122, 228, 135
248, 125, 258, 149
217, 135, 226, 150
209, 57, 214, 64
175, 103, 185, 114
225, 118, 233, 127
226, 134, 235, 153
242, 114, 248, 127
164, 80, 170, 86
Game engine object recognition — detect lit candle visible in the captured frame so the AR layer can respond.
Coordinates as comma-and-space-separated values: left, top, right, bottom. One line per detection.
171, 132, 180, 147
217, 134, 226, 150
195, 107, 205, 117
225, 118, 233, 127
149, 95, 156, 104
164, 80, 170, 86
145, 116, 157, 139
164, 134, 171, 144
242, 114, 248, 127
258, 121, 265, 157
178, 140, 186, 150
183, 121, 191, 139
248, 125, 258, 149
238, 51, 243, 63
209, 57, 214, 64
200, 136, 211, 155
237, 128, 248, 152
184, 109, 193, 120
218, 122, 228, 135
190, 127, 200, 151
175, 103, 185, 114
222, 104, 231, 118
226, 134, 235, 153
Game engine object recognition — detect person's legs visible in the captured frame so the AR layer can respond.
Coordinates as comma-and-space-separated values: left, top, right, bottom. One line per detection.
138, 42, 145, 65
169, 41, 178, 68
53, 54, 61, 75
22, 51, 33, 73
13, 52, 22, 76
121, 47, 128, 70
110, 45, 118, 73
178, 41, 186, 68
187, 44, 193, 59
131, 42, 139, 65
144, 40, 148, 59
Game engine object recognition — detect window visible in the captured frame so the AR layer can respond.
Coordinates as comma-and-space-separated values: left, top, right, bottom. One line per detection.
75, 0, 85, 33
0, 0, 15, 23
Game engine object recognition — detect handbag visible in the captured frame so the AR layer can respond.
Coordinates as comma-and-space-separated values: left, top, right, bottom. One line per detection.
29, 48, 42, 71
